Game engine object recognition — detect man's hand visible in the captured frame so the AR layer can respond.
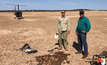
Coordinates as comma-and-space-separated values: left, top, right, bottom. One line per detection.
67, 31, 70, 35
76, 33, 78, 36
81, 30, 85, 33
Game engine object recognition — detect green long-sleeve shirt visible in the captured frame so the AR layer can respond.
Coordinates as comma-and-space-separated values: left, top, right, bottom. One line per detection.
76, 16, 91, 33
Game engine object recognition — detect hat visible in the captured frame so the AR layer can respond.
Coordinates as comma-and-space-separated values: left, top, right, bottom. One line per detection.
80, 10, 84, 14
54, 32, 59, 39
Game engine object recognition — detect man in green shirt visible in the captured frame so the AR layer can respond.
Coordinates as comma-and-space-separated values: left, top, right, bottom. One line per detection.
57, 10, 70, 51
75, 10, 91, 59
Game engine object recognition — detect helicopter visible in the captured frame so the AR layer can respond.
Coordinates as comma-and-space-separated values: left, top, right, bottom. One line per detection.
7, 4, 27, 20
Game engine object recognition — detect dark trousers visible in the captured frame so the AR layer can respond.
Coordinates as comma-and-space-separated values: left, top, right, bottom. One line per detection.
78, 32, 88, 55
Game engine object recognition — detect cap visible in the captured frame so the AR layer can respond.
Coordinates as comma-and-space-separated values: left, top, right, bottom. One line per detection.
54, 32, 59, 39
80, 10, 84, 14
61, 10, 65, 13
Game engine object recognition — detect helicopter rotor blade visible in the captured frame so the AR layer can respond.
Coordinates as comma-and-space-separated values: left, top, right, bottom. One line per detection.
6, 4, 17, 6
19, 5, 27, 7
6, 4, 27, 7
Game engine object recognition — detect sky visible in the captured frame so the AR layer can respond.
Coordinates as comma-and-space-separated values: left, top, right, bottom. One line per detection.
0, 0, 107, 10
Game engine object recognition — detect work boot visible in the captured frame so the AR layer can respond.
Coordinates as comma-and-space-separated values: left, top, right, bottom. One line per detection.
58, 45, 62, 50
65, 48, 68, 51
75, 51, 82, 54
82, 55, 88, 59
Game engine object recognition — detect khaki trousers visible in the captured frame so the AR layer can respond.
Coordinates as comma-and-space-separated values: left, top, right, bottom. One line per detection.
59, 30, 67, 48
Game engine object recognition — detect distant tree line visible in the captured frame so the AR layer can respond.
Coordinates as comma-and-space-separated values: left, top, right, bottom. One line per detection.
0, 9, 107, 12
